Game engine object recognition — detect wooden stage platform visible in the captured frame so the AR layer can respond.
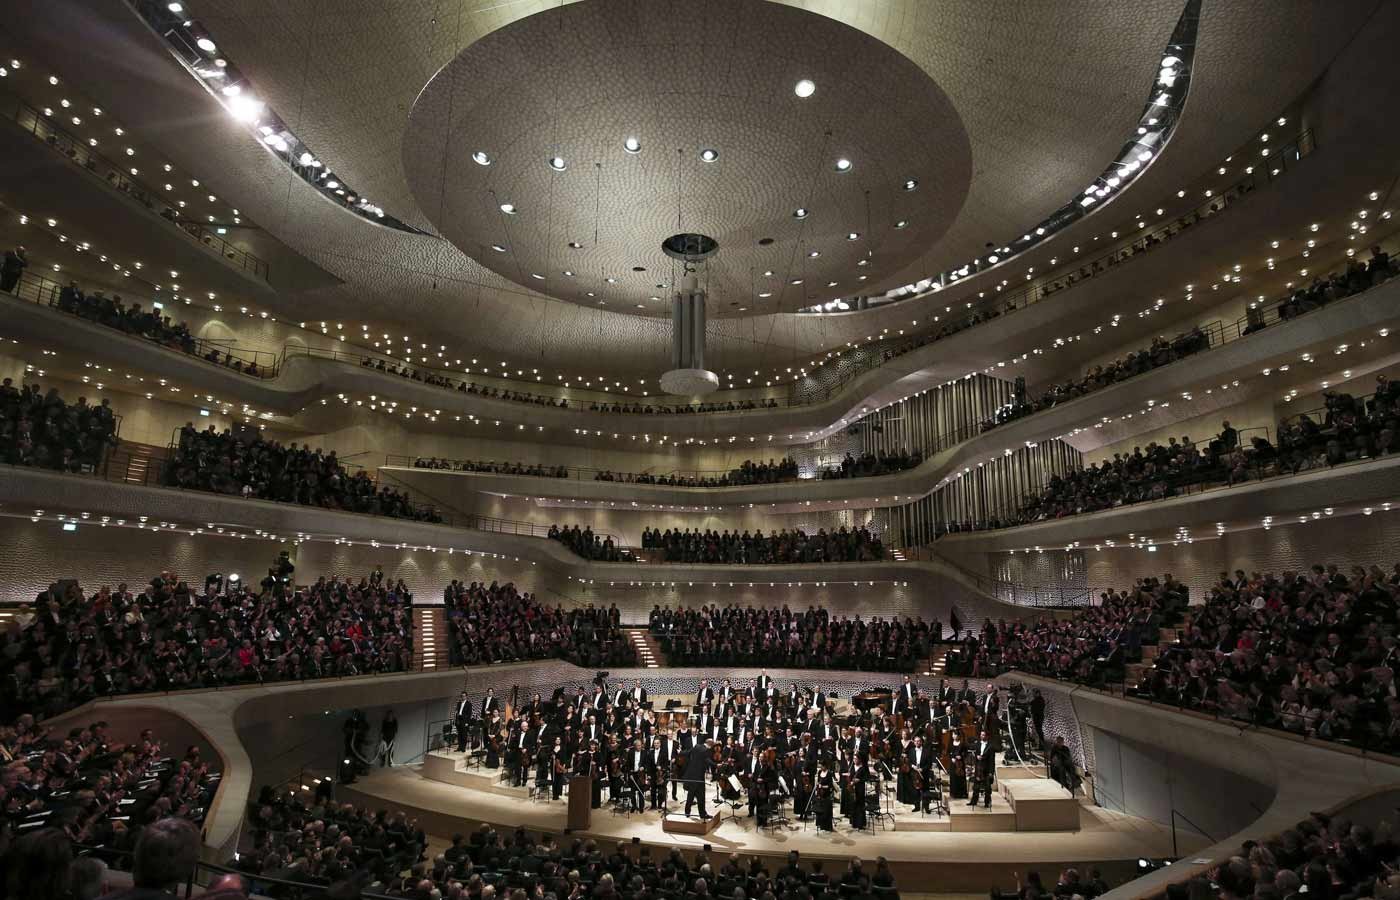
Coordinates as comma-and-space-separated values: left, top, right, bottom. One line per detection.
332, 751, 1206, 892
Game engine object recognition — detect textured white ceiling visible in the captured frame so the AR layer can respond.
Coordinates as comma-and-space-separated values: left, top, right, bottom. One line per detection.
400, 0, 973, 317
2, 0, 1384, 384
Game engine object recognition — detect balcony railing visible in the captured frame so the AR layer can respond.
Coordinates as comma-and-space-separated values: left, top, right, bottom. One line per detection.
3, 92, 270, 281
5, 267, 280, 377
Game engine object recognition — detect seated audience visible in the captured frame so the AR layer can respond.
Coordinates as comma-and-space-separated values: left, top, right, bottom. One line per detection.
0, 721, 217, 858
548, 524, 632, 562
166, 423, 441, 522
639, 526, 885, 564
650, 604, 933, 671
0, 570, 413, 721
48, 279, 271, 377
442, 581, 635, 668
984, 328, 1210, 432
0, 379, 118, 473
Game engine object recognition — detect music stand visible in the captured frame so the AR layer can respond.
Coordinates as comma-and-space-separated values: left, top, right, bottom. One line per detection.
721, 775, 745, 825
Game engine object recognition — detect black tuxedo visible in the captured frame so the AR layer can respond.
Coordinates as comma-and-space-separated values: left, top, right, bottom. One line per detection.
454, 698, 473, 752
682, 744, 714, 817
969, 740, 996, 807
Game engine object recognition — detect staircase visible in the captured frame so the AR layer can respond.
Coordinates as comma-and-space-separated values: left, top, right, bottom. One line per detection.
415, 606, 450, 671
922, 643, 951, 677
626, 628, 662, 668
111, 442, 166, 486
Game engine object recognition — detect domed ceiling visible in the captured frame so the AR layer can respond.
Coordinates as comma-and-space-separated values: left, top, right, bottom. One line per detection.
401, 0, 972, 317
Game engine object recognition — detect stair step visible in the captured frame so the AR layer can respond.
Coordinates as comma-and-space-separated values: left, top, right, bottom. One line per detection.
922, 644, 952, 676
626, 628, 663, 668
414, 607, 449, 671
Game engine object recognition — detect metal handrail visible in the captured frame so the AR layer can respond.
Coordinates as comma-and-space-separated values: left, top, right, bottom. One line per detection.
4, 93, 270, 281
373, 469, 631, 548
1170, 808, 1218, 858
389, 453, 919, 486
938, 418, 1400, 538
798, 128, 1318, 404
6, 268, 280, 376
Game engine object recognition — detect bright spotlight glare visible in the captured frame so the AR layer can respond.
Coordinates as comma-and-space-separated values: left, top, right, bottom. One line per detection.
227, 94, 264, 122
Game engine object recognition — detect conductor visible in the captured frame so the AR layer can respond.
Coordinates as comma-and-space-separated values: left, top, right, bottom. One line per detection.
682, 738, 716, 818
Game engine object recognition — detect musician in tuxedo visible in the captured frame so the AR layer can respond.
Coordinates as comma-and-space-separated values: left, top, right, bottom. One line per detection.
583, 713, 605, 746
810, 683, 827, 712
624, 738, 648, 812
628, 680, 648, 706
481, 688, 501, 718
756, 670, 773, 697
938, 680, 956, 706
673, 724, 693, 800
509, 720, 536, 786
900, 736, 933, 811
695, 679, 714, 709
682, 738, 716, 818
648, 733, 672, 809
454, 692, 473, 752
895, 676, 917, 716
968, 730, 997, 808
575, 738, 603, 808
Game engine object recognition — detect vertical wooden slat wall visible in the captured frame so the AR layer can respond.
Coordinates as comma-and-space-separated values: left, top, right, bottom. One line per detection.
857, 374, 1015, 460
875, 439, 1082, 547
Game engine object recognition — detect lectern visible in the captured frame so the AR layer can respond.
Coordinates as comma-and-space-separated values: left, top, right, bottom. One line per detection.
567, 776, 591, 830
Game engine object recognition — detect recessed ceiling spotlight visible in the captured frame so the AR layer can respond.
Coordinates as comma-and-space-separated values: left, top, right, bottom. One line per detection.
758, 292, 773, 298
808, 250, 820, 258
568, 241, 583, 249
794, 79, 816, 98
699, 148, 719, 162
623, 136, 641, 154
563, 270, 575, 276
490, 244, 506, 252
827, 281, 838, 287
856, 259, 869, 267
472, 151, 492, 166
846, 232, 860, 241
903, 179, 918, 191
548, 156, 567, 171
894, 220, 908, 229
530, 273, 545, 280
790, 278, 804, 285
793, 208, 809, 219
606, 277, 617, 283
499, 202, 517, 214
196, 37, 216, 52
834, 158, 852, 172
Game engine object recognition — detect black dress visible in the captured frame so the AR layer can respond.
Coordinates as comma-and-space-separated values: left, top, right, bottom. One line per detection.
815, 772, 835, 831
849, 767, 868, 830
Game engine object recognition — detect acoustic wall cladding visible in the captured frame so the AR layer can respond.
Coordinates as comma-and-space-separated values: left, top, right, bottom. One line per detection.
877, 439, 1082, 548
855, 374, 1016, 460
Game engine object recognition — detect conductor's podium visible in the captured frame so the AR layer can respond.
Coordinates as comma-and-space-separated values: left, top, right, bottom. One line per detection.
662, 810, 722, 835
1001, 778, 1080, 831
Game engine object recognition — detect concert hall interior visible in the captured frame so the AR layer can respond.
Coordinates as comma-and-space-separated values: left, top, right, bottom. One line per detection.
4, 1, 1400, 899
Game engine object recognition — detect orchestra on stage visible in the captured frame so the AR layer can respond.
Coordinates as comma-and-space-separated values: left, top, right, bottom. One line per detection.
445, 673, 1035, 830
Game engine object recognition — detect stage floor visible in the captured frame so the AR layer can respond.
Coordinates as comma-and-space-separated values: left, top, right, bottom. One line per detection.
339, 758, 1204, 888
